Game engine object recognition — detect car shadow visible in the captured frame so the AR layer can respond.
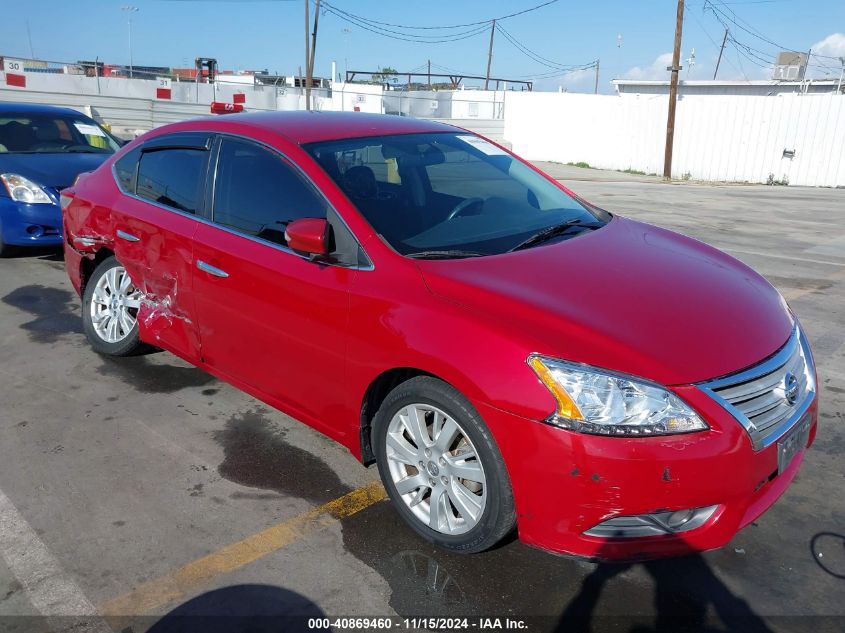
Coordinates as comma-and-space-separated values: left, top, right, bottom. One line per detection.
137, 583, 326, 633
1, 245, 64, 260
555, 539, 775, 633
340, 501, 779, 633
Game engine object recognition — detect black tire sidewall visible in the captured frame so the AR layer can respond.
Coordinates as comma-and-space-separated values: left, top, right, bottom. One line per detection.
373, 376, 515, 553
0, 225, 13, 258
81, 256, 145, 356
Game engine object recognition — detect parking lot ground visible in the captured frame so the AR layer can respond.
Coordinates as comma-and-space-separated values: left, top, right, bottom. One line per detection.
0, 167, 843, 633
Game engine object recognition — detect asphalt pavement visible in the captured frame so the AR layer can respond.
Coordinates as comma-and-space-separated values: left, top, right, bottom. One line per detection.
0, 166, 843, 632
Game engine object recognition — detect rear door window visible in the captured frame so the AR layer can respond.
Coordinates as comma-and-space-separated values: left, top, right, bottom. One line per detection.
136, 148, 208, 214
114, 147, 141, 193
212, 137, 327, 246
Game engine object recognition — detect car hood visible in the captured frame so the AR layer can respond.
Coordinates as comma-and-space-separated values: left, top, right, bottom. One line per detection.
416, 216, 793, 386
0, 152, 110, 191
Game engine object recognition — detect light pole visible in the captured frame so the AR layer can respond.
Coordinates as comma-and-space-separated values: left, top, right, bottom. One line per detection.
121, 5, 138, 79
342, 28, 351, 81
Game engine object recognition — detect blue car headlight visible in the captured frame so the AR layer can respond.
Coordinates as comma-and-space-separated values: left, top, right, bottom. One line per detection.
0, 173, 53, 204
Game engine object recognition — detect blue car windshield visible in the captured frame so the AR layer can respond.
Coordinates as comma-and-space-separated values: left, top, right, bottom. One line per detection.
305, 132, 608, 257
0, 113, 119, 154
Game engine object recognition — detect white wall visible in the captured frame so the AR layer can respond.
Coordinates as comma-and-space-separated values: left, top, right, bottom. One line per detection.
328, 83, 385, 114
504, 90, 845, 187
383, 89, 505, 119
0, 71, 329, 136
4, 68, 844, 186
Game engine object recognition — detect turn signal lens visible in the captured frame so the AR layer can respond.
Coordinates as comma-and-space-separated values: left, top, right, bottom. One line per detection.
528, 356, 583, 420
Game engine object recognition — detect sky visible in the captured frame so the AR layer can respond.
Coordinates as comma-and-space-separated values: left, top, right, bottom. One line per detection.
2, 0, 844, 93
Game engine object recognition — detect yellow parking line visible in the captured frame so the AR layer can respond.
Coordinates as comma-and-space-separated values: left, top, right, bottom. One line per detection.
100, 481, 386, 616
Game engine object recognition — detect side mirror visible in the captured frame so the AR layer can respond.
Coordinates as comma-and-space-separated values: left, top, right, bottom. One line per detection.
285, 218, 330, 258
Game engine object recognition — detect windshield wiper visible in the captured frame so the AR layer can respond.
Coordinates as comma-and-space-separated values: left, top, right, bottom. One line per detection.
508, 219, 598, 252
407, 249, 486, 260
66, 148, 108, 153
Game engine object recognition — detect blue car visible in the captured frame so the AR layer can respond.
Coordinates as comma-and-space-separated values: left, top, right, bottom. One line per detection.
0, 103, 120, 256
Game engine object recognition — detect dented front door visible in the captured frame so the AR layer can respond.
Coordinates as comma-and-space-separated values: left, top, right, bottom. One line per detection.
110, 135, 213, 363
112, 197, 202, 363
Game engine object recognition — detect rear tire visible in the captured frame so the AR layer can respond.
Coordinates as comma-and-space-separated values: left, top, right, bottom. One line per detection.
81, 256, 148, 356
373, 376, 516, 553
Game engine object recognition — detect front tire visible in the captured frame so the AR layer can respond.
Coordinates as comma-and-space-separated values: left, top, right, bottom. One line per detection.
81, 256, 147, 356
373, 376, 516, 553
0, 225, 15, 258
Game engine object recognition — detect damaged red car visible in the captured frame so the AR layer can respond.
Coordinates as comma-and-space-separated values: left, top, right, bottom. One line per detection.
61, 112, 818, 560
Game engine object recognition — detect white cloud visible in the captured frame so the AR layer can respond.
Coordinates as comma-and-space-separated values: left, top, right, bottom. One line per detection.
807, 33, 845, 78
622, 50, 773, 82
623, 53, 674, 80
532, 67, 598, 93
559, 67, 595, 86
811, 33, 845, 59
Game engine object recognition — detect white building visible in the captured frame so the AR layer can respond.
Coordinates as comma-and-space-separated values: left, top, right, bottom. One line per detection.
612, 79, 845, 98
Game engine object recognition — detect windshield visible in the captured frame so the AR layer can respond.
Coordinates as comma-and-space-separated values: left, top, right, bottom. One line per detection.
0, 113, 119, 154
305, 132, 607, 257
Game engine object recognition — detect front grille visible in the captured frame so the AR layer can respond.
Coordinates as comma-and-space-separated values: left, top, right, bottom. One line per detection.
699, 326, 815, 450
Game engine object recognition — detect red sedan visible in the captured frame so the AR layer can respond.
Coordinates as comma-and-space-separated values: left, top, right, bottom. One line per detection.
61, 112, 818, 560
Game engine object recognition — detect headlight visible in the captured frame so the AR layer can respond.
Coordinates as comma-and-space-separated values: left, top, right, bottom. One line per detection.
0, 173, 53, 204
528, 355, 708, 436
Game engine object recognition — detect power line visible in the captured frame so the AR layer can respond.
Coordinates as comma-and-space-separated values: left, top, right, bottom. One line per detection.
701, 6, 839, 76
430, 62, 471, 75
495, 23, 597, 74
716, 0, 797, 4
319, 5, 491, 43
686, 5, 748, 81
319, 0, 559, 31
703, 0, 842, 63
497, 24, 576, 70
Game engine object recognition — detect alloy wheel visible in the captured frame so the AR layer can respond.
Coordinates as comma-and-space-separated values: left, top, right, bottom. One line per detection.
89, 265, 142, 344
385, 403, 487, 535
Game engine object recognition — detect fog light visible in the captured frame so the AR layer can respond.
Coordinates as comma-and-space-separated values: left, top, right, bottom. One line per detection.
26, 225, 45, 237
665, 509, 695, 529
584, 505, 719, 538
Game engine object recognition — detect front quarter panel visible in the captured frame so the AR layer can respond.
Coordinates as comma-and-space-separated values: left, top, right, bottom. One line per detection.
344, 260, 557, 446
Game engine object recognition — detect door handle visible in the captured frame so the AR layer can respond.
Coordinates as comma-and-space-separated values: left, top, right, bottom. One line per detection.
197, 260, 229, 278
116, 229, 141, 243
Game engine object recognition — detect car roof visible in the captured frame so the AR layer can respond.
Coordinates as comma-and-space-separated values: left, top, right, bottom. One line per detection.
210, 111, 460, 144
0, 102, 89, 118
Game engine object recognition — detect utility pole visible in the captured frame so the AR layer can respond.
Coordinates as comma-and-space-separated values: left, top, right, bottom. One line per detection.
428, 59, 431, 90
803, 48, 812, 81
304, 0, 311, 110
663, 0, 684, 180
485, 19, 496, 91
714, 28, 728, 80
308, 0, 322, 103
594, 59, 600, 94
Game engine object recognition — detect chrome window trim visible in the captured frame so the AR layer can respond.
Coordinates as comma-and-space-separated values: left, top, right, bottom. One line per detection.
697, 325, 816, 451
109, 132, 374, 271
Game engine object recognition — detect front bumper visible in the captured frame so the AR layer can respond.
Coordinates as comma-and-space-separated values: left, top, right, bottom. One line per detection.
474, 383, 818, 561
0, 197, 63, 246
